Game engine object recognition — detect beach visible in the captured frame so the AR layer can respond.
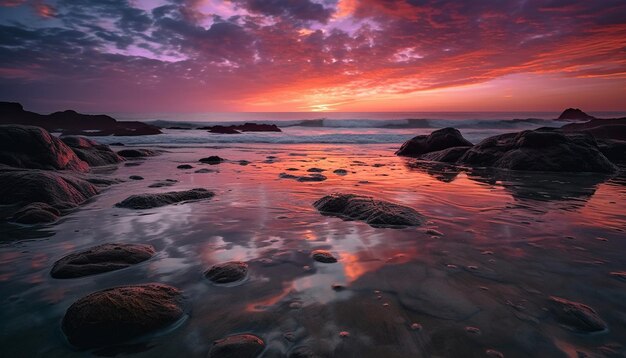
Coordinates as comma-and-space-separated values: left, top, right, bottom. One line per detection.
1, 133, 625, 357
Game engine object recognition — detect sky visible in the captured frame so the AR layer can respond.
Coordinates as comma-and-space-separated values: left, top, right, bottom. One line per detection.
0, 0, 625, 113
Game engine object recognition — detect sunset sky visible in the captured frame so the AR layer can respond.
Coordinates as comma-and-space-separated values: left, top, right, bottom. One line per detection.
0, 0, 625, 113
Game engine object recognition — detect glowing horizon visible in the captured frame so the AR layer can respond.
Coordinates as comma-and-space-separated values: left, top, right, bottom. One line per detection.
0, 0, 625, 113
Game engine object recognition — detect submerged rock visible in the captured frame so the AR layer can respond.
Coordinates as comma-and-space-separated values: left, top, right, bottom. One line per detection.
396, 128, 473, 157
51, 243, 156, 278
458, 129, 617, 173
279, 172, 327, 182
333, 169, 348, 175
115, 188, 214, 209
313, 193, 424, 227
177, 164, 193, 169
148, 179, 178, 188
204, 261, 248, 284
61, 283, 184, 348
199, 156, 225, 164
12, 202, 60, 224
0, 125, 89, 172
117, 149, 159, 158
61, 136, 124, 166
209, 334, 265, 358
0, 170, 99, 209
311, 250, 337, 263
307, 167, 325, 172
548, 296, 607, 333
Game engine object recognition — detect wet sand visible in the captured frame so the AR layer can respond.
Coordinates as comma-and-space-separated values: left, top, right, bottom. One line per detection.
1, 143, 625, 357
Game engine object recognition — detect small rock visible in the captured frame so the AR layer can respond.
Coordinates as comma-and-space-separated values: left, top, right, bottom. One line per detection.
548, 296, 607, 333
204, 261, 248, 284
129, 175, 143, 180
177, 164, 193, 169
307, 168, 325, 173
465, 326, 481, 335
339, 331, 350, 338
410, 323, 422, 331
333, 169, 348, 175
209, 334, 265, 358
311, 250, 337, 263
199, 156, 225, 165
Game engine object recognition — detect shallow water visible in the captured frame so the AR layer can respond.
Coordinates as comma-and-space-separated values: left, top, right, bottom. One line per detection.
1, 143, 625, 357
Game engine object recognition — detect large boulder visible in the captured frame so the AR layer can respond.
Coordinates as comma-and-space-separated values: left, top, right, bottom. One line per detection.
0, 125, 89, 172
314, 193, 424, 228
418, 146, 471, 163
457, 129, 617, 173
558, 108, 595, 121
62, 283, 184, 348
396, 128, 473, 157
0, 170, 99, 209
61, 136, 124, 166
51, 243, 156, 278
115, 188, 214, 209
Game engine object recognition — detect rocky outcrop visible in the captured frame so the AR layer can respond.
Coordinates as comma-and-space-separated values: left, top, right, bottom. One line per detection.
596, 139, 626, 162
204, 261, 248, 284
457, 129, 617, 173
561, 117, 626, 141
558, 108, 595, 121
0, 170, 99, 210
548, 296, 607, 333
313, 193, 424, 228
115, 188, 214, 209
209, 334, 265, 358
396, 128, 473, 157
0, 102, 161, 136
0, 125, 89, 172
51, 243, 156, 278
201, 123, 281, 133
61, 136, 124, 166
62, 283, 184, 348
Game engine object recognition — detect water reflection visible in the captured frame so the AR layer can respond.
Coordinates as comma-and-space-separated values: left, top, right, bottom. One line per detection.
0, 144, 624, 357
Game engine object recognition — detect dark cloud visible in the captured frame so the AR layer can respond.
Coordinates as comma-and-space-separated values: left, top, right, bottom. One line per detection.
234, 0, 335, 23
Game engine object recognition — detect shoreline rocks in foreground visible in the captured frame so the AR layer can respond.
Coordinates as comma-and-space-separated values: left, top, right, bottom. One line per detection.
115, 188, 215, 209
208, 334, 265, 358
314, 193, 424, 227
398, 126, 619, 173
61, 136, 124, 166
62, 283, 184, 348
51, 243, 156, 278
204, 261, 249, 284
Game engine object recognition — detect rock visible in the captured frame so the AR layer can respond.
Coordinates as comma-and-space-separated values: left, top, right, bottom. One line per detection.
596, 139, 626, 162
61, 136, 124, 166
207, 125, 241, 134
204, 261, 248, 284
148, 179, 178, 188
11, 202, 60, 224
313, 193, 424, 227
239, 160, 251, 166
194, 168, 216, 174
307, 168, 325, 172
419, 146, 471, 163
0, 125, 89, 172
333, 169, 348, 175
199, 156, 225, 164
209, 334, 265, 358
117, 149, 159, 158
457, 129, 617, 173
0, 102, 161, 136
548, 296, 607, 333
396, 128, 473, 157
61, 283, 184, 348
115, 188, 214, 209
561, 118, 626, 140
0, 170, 99, 209
51, 243, 156, 278
129, 175, 143, 180
311, 250, 337, 263
558, 108, 595, 121
177, 164, 194, 169
279, 173, 327, 182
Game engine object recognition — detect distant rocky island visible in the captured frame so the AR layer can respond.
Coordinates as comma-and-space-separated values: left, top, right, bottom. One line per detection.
558, 108, 596, 121
0, 102, 161, 136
